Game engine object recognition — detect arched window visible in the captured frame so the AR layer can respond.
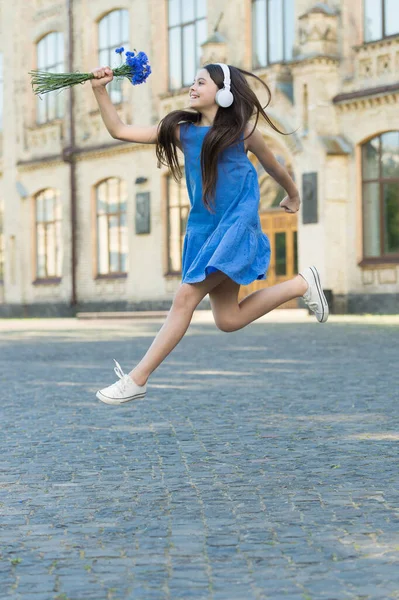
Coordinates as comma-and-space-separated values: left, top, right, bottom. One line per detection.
362, 132, 399, 259
252, 0, 295, 68
96, 178, 128, 276
166, 170, 190, 275
35, 189, 62, 279
98, 10, 130, 104
36, 32, 64, 124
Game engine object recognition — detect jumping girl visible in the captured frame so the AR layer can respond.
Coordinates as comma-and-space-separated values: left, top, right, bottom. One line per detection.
91, 62, 329, 405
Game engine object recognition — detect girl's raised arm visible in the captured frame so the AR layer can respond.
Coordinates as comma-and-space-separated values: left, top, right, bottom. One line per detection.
90, 65, 181, 145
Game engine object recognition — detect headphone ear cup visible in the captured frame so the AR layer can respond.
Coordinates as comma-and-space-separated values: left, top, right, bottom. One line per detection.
216, 88, 234, 108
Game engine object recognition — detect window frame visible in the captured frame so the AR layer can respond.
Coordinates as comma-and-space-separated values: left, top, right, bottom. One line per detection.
166, 170, 190, 276
361, 132, 399, 263
95, 177, 128, 278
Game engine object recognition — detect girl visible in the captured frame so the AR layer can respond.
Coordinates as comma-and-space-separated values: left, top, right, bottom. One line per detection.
91, 62, 329, 406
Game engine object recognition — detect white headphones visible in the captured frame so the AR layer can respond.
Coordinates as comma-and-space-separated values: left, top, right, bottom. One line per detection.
214, 63, 234, 108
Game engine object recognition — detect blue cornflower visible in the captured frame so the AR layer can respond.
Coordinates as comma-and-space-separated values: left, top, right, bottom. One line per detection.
126, 50, 151, 84
115, 47, 125, 54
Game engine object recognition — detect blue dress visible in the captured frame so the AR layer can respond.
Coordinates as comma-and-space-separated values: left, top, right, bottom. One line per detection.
180, 122, 271, 285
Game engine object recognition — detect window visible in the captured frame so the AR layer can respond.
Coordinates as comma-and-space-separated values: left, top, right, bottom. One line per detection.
0, 53, 3, 132
364, 0, 399, 42
252, 0, 295, 68
98, 10, 130, 104
96, 178, 128, 276
168, 0, 207, 90
0, 197, 4, 282
167, 172, 190, 274
36, 33, 64, 124
362, 132, 399, 259
35, 189, 62, 279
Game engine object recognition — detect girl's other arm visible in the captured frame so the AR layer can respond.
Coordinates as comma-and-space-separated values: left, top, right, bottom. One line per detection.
245, 126, 300, 213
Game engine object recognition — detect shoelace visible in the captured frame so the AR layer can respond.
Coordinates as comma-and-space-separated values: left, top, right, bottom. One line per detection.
114, 359, 126, 379
112, 359, 131, 393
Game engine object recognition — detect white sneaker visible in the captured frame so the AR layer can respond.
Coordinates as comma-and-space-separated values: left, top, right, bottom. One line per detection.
299, 266, 329, 323
96, 359, 147, 405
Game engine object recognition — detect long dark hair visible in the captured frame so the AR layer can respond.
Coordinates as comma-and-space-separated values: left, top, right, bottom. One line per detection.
155, 63, 290, 213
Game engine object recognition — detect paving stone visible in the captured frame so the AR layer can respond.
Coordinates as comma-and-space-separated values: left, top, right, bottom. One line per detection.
0, 318, 398, 599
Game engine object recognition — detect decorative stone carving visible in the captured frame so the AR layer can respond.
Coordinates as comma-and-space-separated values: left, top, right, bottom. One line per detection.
200, 31, 227, 66
297, 2, 339, 59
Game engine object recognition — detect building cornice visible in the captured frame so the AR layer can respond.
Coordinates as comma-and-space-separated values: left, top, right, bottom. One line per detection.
333, 82, 399, 106
16, 140, 145, 171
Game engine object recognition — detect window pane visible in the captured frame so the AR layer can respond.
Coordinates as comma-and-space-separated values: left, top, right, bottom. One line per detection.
108, 178, 120, 213
183, 24, 195, 86
36, 196, 44, 222
119, 180, 127, 213
168, 0, 180, 27
284, 0, 295, 60
182, 0, 195, 22
275, 232, 287, 275
381, 131, 399, 178
109, 10, 122, 46
196, 0, 206, 19
47, 223, 56, 276
252, 0, 267, 68
169, 27, 182, 89
37, 223, 46, 278
56, 220, 62, 276
384, 183, 399, 253
119, 212, 128, 273
57, 32, 63, 64
47, 33, 56, 65
38, 39, 46, 69
385, 0, 399, 36
196, 18, 207, 66
121, 9, 129, 43
363, 182, 381, 257
362, 137, 380, 180
98, 215, 109, 274
99, 16, 108, 48
269, 0, 283, 63
109, 215, 120, 272
169, 206, 181, 272
293, 230, 298, 274
364, 0, 383, 41
45, 196, 54, 222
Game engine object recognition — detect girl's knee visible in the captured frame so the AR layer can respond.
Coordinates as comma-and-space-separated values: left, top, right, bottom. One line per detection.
172, 283, 202, 311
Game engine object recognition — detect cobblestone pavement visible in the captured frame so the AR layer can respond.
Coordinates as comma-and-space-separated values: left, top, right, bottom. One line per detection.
0, 314, 398, 600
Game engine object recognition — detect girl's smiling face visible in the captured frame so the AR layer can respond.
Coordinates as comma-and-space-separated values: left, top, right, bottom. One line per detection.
189, 69, 218, 109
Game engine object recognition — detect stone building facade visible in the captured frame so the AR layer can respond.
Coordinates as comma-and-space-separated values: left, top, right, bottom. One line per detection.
0, 0, 398, 316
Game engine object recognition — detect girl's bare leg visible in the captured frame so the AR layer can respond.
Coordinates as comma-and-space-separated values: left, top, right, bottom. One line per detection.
208, 274, 308, 332
129, 271, 228, 386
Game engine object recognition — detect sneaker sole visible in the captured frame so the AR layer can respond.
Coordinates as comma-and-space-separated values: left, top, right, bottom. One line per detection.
309, 266, 329, 323
96, 391, 146, 405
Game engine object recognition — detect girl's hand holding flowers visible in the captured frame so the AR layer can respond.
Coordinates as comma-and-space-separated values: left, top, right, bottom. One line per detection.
90, 66, 114, 89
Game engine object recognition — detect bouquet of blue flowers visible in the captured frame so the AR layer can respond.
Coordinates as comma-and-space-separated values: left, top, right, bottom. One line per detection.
29, 47, 151, 95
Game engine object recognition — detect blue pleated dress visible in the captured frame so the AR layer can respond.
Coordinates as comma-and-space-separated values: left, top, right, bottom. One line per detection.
180, 122, 271, 285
